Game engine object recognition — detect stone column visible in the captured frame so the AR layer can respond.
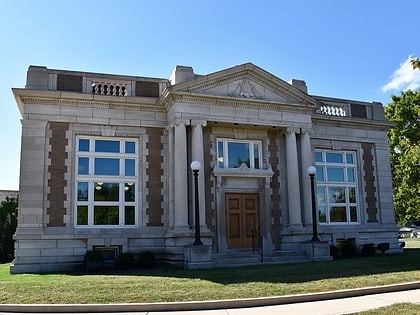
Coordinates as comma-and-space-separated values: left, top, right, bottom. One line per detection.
300, 129, 314, 226
286, 128, 302, 226
173, 119, 190, 229
191, 119, 207, 227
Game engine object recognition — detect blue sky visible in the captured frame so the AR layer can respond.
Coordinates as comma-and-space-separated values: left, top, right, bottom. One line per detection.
1, 0, 420, 190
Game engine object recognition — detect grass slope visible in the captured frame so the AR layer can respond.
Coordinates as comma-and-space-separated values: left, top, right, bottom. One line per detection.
1, 239, 419, 304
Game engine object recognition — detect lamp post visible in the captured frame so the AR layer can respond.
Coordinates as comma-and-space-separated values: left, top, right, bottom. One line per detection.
307, 165, 320, 242
190, 160, 203, 245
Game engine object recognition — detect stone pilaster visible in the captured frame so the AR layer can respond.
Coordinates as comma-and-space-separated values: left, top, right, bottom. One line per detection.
167, 126, 175, 228
17, 120, 48, 232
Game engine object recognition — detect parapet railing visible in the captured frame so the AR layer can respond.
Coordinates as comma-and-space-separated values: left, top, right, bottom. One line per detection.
91, 82, 127, 96
319, 104, 347, 117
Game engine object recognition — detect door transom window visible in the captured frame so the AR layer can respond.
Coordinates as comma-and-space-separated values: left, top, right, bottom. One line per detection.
217, 139, 262, 169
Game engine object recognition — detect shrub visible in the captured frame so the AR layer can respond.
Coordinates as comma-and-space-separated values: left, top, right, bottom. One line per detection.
84, 249, 104, 272
330, 245, 339, 259
0, 197, 18, 263
361, 243, 376, 257
339, 240, 357, 258
115, 252, 136, 269
84, 248, 103, 262
137, 250, 157, 268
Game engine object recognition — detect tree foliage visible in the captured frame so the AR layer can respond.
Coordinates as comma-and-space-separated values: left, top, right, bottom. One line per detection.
411, 58, 420, 70
0, 196, 18, 263
385, 90, 420, 225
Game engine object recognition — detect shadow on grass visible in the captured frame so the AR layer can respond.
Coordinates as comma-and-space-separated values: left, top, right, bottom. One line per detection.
69, 248, 420, 285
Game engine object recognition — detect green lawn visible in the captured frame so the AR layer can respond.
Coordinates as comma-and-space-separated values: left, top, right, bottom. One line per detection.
1, 239, 420, 304
354, 303, 420, 315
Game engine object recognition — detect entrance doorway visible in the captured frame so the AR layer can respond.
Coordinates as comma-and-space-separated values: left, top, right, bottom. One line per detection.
225, 193, 259, 249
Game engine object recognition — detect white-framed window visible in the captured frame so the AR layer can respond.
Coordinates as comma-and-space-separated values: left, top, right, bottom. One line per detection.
315, 150, 359, 224
217, 139, 262, 169
75, 137, 137, 227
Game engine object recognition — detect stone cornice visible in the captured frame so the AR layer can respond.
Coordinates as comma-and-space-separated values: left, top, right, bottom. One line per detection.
161, 91, 317, 114
13, 88, 165, 113
312, 113, 396, 130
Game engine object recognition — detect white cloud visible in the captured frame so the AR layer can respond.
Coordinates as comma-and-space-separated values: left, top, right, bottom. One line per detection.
382, 55, 420, 92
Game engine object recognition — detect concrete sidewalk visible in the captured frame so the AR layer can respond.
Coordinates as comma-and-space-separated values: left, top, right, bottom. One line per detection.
1, 282, 420, 314
206, 288, 420, 314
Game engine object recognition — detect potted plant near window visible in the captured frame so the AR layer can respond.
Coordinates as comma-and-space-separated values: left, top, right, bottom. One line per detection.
84, 248, 104, 272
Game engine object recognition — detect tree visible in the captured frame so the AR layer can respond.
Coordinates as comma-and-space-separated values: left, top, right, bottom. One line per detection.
0, 196, 18, 263
385, 90, 420, 225
411, 58, 420, 70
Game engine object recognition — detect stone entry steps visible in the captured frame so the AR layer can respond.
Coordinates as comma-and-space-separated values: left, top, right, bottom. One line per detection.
212, 250, 310, 268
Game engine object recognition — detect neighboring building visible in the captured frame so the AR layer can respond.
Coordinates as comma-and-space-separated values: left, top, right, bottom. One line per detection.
11, 63, 399, 273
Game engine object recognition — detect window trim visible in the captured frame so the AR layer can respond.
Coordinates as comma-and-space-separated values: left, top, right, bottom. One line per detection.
315, 149, 359, 225
75, 136, 138, 228
216, 138, 262, 169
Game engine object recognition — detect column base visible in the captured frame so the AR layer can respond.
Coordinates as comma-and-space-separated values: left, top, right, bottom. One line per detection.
184, 245, 213, 269
302, 240, 332, 261
286, 224, 305, 233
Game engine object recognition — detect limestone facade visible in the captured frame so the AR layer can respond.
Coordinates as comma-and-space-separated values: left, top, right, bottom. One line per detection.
11, 63, 399, 273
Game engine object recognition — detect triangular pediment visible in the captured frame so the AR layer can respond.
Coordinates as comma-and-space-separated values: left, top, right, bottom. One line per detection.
168, 63, 319, 106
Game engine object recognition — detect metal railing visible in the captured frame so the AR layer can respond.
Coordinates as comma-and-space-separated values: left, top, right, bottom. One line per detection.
251, 229, 263, 262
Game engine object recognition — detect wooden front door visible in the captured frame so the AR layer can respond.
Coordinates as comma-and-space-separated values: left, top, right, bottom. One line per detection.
225, 193, 259, 249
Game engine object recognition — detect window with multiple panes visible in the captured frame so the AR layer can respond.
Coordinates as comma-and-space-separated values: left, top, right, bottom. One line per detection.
75, 137, 137, 227
315, 150, 359, 224
217, 139, 262, 169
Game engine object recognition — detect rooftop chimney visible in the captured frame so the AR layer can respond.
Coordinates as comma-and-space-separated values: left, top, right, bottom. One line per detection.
169, 65, 195, 85
290, 79, 307, 94
26, 66, 48, 90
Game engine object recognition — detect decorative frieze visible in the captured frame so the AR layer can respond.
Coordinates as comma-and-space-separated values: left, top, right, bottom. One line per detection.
229, 79, 262, 99
167, 93, 314, 113
19, 96, 164, 112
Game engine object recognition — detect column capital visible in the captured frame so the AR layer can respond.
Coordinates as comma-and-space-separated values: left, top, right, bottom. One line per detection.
286, 127, 300, 135
191, 119, 207, 127
300, 128, 312, 136
170, 118, 190, 129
